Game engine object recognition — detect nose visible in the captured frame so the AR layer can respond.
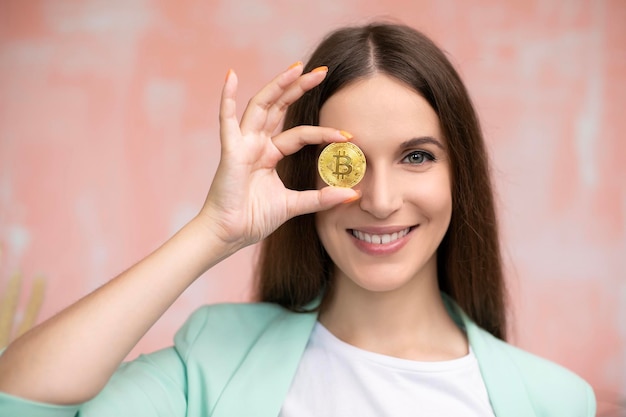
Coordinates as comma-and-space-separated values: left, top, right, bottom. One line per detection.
357, 165, 403, 219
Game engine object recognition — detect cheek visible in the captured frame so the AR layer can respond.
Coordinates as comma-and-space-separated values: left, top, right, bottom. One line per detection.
315, 207, 344, 253
413, 171, 453, 220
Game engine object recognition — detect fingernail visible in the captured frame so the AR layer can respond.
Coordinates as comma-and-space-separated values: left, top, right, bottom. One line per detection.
339, 130, 353, 140
312, 66, 328, 73
288, 61, 303, 70
225, 68, 233, 82
343, 191, 361, 204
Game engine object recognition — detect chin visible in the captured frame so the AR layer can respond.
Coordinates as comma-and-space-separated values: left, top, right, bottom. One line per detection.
335, 264, 429, 295
335, 256, 437, 294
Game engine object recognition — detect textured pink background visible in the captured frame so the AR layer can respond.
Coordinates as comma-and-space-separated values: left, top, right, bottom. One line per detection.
1, 0, 624, 413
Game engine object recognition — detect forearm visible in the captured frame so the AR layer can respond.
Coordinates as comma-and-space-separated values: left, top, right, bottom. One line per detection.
0, 63, 356, 406
0, 216, 233, 404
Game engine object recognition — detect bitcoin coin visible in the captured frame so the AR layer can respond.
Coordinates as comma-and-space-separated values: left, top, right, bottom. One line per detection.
318, 142, 366, 188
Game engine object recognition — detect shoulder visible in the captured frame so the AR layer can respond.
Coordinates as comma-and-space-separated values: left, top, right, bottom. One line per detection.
170, 302, 316, 412
177, 302, 289, 333
478, 328, 596, 416
174, 302, 290, 354
445, 294, 596, 416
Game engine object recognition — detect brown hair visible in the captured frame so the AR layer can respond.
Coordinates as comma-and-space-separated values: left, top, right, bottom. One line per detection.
256, 22, 507, 340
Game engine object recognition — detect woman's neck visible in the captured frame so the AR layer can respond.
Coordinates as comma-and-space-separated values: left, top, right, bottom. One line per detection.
318, 267, 468, 361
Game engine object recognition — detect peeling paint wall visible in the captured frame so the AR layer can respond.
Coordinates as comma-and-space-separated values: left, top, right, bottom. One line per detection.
1, 0, 624, 412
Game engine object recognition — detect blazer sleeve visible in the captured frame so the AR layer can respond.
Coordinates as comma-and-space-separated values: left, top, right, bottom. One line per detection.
0, 347, 187, 417
0, 307, 215, 417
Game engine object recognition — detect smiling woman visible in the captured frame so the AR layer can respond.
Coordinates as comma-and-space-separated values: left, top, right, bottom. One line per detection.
0, 22, 595, 417
316, 75, 453, 298
260, 24, 505, 340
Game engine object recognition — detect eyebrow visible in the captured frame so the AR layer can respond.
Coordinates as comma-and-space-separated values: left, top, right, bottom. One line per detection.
400, 136, 445, 150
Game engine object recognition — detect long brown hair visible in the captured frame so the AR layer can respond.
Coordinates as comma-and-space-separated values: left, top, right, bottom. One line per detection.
256, 22, 507, 340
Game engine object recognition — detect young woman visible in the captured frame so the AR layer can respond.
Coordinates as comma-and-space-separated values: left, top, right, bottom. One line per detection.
0, 23, 595, 417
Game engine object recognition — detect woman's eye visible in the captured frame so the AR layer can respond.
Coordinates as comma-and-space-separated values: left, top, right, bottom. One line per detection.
402, 151, 434, 165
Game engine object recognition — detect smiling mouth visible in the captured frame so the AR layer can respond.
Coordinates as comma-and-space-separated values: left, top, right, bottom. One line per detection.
349, 227, 413, 244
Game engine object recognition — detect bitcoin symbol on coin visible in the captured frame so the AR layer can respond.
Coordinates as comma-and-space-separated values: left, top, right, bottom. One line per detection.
318, 142, 366, 188
332, 151, 352, 179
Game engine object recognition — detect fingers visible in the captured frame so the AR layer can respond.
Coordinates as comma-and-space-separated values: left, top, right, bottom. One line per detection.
272, 126, 351, 156
288, 188, 362, 218
219, 69, 240, 150
240, 63, 328, 135
262, 66, 328, 132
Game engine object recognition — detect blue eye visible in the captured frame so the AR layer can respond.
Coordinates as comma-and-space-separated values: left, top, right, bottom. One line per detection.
402, 151, 435, 165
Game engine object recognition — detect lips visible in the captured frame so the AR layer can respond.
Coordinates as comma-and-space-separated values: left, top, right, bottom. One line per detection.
350, 227, 412, 245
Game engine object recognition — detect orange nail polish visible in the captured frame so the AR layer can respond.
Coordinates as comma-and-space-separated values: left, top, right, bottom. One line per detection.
288, 61, 303, 70
339, 130, 353, 140
225, 68, 233, 82
312, 66, 328, 73
343, 191, 361, 204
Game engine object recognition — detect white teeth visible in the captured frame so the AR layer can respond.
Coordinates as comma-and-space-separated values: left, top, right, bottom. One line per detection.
351, 228, 411, 244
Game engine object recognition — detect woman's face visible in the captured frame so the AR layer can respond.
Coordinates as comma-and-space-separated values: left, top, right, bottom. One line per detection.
315, 74, 452, 294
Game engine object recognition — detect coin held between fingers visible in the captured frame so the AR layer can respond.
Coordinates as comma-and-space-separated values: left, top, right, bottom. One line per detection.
318, 142, 367, 188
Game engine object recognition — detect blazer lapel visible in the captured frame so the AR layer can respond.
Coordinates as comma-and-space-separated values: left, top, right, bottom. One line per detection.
210, 307, 318, 417
447, 300, 538, 417
211, 296, 538, 417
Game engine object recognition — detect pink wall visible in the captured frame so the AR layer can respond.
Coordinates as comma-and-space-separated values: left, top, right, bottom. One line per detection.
1, 0, 624, 413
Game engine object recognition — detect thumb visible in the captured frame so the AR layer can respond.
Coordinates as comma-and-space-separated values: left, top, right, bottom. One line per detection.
289, 188, 361, 217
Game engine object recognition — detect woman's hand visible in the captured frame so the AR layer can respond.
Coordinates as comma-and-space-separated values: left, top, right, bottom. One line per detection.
0, 63, 366, 405
198, 63, 359, 250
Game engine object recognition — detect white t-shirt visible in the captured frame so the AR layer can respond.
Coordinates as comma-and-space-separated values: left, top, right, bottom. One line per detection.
280, 322, 496, 417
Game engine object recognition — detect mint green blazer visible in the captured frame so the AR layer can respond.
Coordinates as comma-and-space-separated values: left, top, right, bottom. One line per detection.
0, 298, 596, 417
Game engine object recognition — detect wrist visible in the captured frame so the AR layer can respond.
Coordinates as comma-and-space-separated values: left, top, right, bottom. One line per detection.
182, 214, 244, 269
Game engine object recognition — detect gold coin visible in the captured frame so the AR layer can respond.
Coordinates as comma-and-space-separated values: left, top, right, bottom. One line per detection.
318, 142, 366, 188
